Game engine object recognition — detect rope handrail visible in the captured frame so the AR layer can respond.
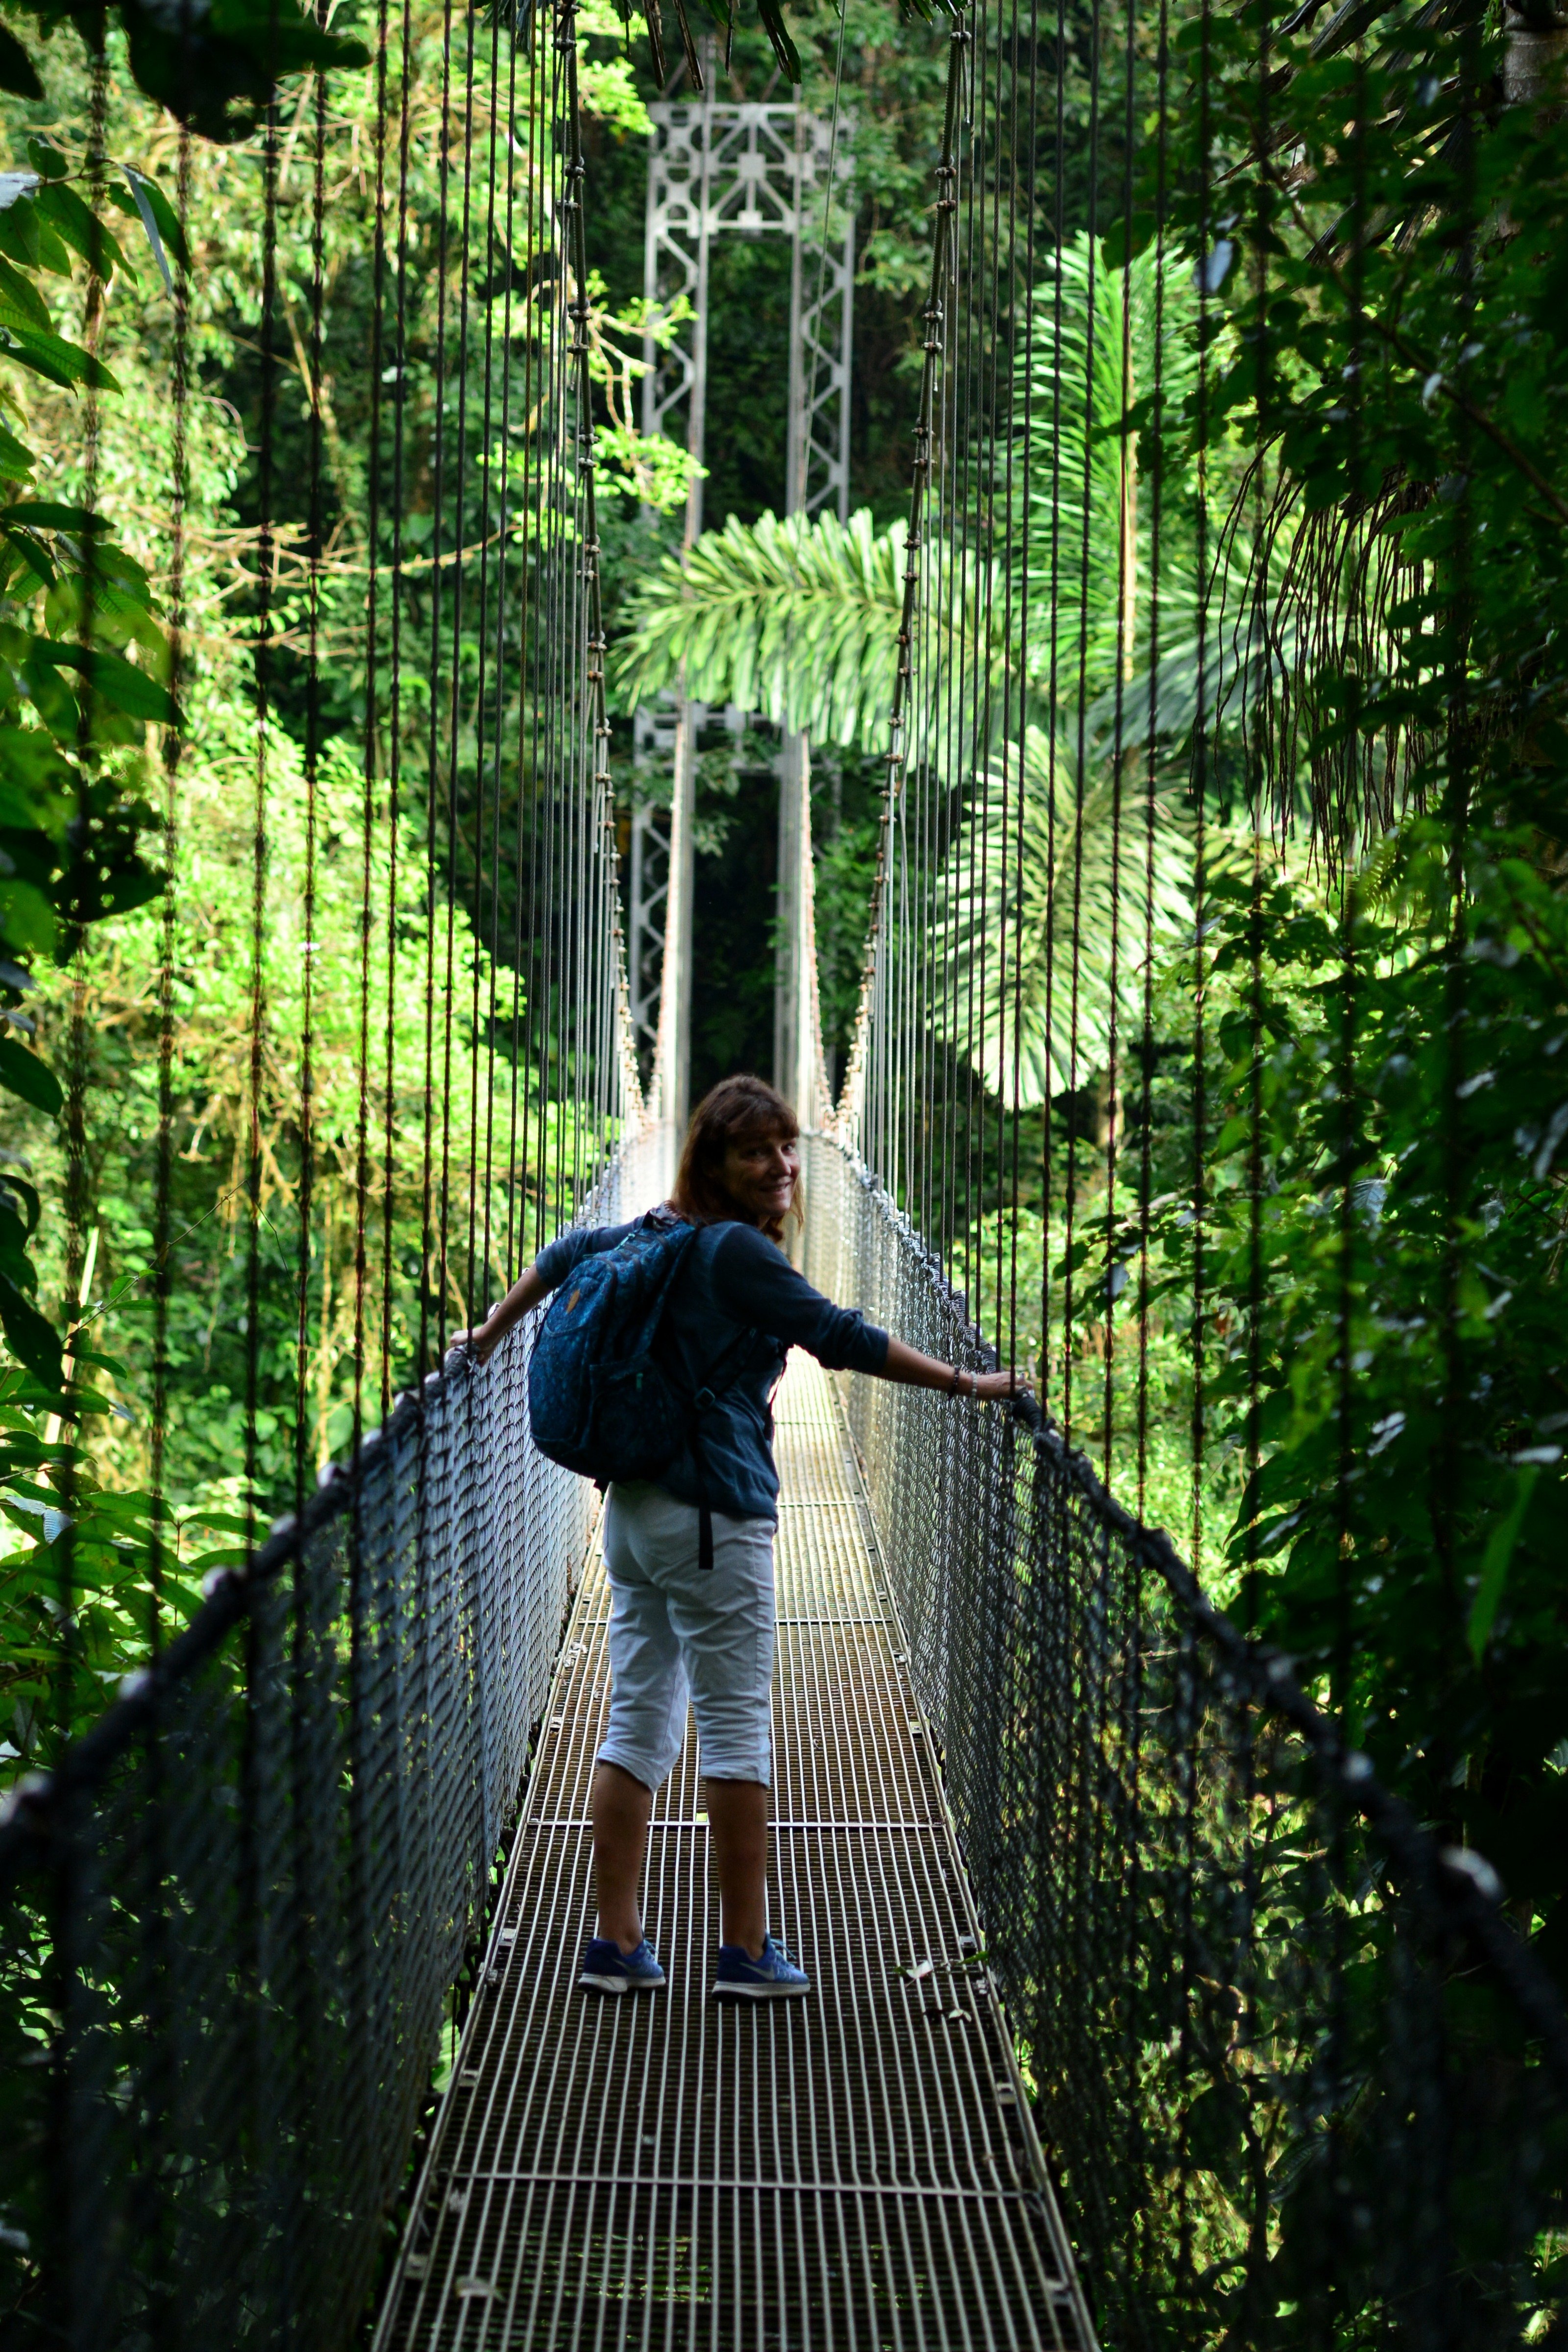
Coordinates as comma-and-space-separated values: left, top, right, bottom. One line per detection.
0, 1130, 665, 2350
805, 1130, 1568, 2345
0, 1339, 466, 1882
811, 1147, 1568, 2107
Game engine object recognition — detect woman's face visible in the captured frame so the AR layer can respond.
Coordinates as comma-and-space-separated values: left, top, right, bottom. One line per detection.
720, 1127, 800, 1225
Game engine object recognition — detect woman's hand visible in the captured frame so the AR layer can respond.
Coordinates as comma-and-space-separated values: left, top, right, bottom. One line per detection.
452, 1317, 501, 1363
942, 1363, 1029, 1403
452, 1263, 550, 1365
877, 1336, 1033, 1405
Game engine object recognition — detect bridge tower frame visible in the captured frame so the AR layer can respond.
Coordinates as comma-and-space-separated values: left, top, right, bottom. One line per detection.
629, 93, 854, 1132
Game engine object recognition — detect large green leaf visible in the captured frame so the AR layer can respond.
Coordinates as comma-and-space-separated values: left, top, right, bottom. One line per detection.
1012, 235, 1200, 717
1, 501, 107, 534
0, 254, 49, 333
0, 1268, 61, 1384
0, 1033, 60, 1118
34, 178, 133, 281
2, 329, 120, 394
30, 639, 177, 724
614, 506, 1016, 760
0, 421, 32, 481
929, 725, 1194, 1105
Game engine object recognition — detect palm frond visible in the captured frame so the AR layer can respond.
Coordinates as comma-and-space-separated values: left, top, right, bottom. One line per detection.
1016, 235, 1202, 712
612, 507, 1021, 760
927, 725, 1193, 1107
1218, 465, 1434, 846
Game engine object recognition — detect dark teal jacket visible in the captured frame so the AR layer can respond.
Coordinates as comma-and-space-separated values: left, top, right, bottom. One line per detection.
532, 1218, 888, 1522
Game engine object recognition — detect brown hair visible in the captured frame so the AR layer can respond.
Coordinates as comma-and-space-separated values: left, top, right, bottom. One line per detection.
670, 1074, 802, 1243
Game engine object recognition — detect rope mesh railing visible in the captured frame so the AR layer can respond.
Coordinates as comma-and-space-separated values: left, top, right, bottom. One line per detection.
805, 1132, 1568, 2348
0, 1131, 661, 2351
0, 0, 663, 2337
371, 1351, 1097, 2352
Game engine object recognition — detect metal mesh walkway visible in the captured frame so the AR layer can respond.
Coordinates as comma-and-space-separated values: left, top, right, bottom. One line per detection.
374, 1355, 1093, 2351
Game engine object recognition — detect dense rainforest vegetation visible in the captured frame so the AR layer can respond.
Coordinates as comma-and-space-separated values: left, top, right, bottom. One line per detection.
0, 0, 962, 1788
0, 0, 1561, 2120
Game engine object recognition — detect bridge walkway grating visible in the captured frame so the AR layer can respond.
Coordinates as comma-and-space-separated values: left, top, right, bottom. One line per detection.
374, 1355, 1094, 2351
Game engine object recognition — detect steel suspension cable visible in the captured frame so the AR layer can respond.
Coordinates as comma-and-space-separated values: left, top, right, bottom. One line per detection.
301, 33, 325, 1498
149, 125, 193, 1651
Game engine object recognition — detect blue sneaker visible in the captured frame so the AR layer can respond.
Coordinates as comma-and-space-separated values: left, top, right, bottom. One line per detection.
579, 1936, 665, 1993
713, 1936, 810, 1999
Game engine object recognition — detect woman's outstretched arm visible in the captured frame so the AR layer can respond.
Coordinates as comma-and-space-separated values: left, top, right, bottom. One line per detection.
460, 1235, 1026, 1400
458, 1262, 549, 1361
704, 1225, 1025, 1404
875, 1335, 1025, 1404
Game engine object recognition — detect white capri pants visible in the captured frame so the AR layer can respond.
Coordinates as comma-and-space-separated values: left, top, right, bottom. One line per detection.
598, 1480, 777, 1789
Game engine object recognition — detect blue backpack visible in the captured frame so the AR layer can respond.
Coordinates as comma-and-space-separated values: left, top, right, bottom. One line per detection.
527, 1211, 754, 1565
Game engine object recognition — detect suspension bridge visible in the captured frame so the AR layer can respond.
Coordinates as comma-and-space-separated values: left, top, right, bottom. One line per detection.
0, 0, 1565, 2345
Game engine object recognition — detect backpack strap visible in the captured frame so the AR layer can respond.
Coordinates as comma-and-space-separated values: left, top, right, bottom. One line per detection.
655, 1220, 772, 1571
685, 1323, 764, 1571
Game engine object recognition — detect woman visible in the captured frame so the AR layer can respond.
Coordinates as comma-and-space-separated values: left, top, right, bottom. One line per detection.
466, 1074, 1021, 2001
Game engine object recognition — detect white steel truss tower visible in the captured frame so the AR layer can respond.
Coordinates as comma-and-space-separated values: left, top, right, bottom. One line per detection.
629, 94, 854, 1131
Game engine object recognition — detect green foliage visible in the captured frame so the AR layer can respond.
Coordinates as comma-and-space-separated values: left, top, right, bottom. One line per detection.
809, 742, 882, 1081
0, 0, 703, 1786
1065, 0, 1568, 2033
5, 707, 560, 1437
585, 273, 706, 514
0, 0, 374, 1777
1144, 833, 1568, 1925
1015, 232, 1200, 719
612, 235, 1214, 1092
614, 230, 1208, 760
0, 170, 178, 1408
930, 726, 1193, 1106
615, 505, 925, 749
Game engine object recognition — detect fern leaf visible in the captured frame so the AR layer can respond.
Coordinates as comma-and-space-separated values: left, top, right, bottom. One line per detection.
612, 507, 1017, 758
